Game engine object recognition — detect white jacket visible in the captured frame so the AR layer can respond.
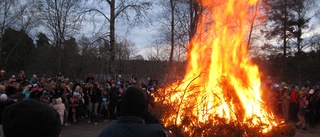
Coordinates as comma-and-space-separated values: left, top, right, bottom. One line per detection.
53, 97, 65, 116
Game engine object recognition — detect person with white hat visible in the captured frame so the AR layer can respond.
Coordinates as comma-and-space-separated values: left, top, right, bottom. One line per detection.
0, 94, 15, 137
307, 89, 318, 128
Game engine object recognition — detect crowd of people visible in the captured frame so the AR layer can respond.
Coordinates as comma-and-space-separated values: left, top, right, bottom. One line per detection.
0, 70, 158, 128
266, 76, 320, 130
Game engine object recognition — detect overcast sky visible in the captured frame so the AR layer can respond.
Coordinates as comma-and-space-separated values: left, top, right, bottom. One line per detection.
78, 1, 164, 57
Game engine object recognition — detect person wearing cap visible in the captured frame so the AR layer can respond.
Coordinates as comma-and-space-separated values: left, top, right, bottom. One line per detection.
8, 75, 16, 83
307, 89, 318, 128
99, 87, 171, 137
85, 73, 95, 83
53, 97, 66, 126
271, 84, 281, 116
2, 99, 61, 137
73, 92, 85, 123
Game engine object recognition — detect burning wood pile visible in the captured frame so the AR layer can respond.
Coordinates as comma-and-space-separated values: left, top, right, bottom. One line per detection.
152, 0, 294, 136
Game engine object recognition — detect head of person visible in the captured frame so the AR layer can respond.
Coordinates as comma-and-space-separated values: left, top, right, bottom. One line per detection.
87, 73, 92, 78
0, 70, 5, 75
0, 93, 8, 102
89, 81, 96, 88
33, 74, 37, 79
0, 85, 6, 94
120, 87, 147, 118
60, 81, 66, 88
10, 80, 18, 89
2, 99, 61, 137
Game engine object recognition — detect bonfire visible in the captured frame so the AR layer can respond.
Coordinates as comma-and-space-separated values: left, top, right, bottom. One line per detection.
153, 0, 289, 136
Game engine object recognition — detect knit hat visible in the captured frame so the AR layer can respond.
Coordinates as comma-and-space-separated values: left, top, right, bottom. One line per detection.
73, 92, 80, 97
309, 89, 315, 94
0, 94, 8, 101
74, 86, 81, 92
2, 99, 61, 137
120, 87, 147, 118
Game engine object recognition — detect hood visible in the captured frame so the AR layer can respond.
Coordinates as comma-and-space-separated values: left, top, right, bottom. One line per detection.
56, 97, 62, 104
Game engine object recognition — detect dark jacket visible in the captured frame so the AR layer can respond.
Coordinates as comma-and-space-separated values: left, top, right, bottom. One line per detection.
0, 100, 15, 124
99, 116, 170, 137
89, 88, 101, 103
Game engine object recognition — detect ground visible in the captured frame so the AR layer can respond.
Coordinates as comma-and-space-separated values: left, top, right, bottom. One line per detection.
294, 123, 320, 137
61, 118, 320, 137
61, 119, 114, 137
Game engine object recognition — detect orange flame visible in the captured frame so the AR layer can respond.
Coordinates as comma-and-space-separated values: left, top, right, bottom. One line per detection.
155, 0, 277, 134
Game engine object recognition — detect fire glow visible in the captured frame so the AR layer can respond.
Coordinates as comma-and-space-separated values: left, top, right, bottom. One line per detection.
155, 0, 278, 135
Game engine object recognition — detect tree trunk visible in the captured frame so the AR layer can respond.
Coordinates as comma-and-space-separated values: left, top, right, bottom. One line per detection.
109, 0, 116, 76
166, 0, 175, 83
282, 0, 288, 81
247, 1, 259, 50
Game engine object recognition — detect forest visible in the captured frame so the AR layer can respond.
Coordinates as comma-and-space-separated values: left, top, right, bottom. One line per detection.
0, 0, 320, 85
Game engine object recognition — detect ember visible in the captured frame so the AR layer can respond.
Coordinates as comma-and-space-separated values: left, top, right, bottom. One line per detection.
154, 0, 278, 136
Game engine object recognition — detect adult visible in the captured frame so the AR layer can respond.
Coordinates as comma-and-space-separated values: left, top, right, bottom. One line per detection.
0, 94, 15, 137
17, 70, 26, 83
88, 81, 101, 124
29, 74, 38, 85
6, 81, 19, 97
2, 99, 61, 137
289, 86, 299, 121
85, 73, 95, 83
307, 89, 318, 128
296, 95, 308, 130
0, 85, 5, 94
0, 70, 5, 81
108, 83, 118, 120
99, 87, 170, 137
281, 90, 290, 122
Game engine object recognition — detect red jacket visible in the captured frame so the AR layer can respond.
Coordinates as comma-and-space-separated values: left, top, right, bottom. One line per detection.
290, 90, 299, 104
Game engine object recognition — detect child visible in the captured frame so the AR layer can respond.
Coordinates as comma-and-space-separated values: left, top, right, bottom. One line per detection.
75, 93, 85, 121
50, 98, 56, 107
53, 97, 65, 126
70, 96, 78, 123
22, 85, 32, 100
101, 90, 109, 122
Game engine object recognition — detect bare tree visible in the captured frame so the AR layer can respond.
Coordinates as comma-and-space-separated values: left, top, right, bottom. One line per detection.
36, 0, 84, 72
145, 43, 170, 61
153, 0, 201, 82
84, 0, 152, 75
0, 0, 39, 68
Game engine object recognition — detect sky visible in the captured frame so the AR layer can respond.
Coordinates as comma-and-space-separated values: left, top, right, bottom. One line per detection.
20, 0, 320, 59
79, 1, 163, 58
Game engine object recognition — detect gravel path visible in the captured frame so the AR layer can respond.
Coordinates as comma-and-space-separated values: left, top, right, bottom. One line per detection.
60, 118, 320, 137
294, 124, 320, 137
60, 119, 114, 137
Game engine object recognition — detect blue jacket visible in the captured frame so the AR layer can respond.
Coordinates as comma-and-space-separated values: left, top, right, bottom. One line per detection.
99, 116, 171, 137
